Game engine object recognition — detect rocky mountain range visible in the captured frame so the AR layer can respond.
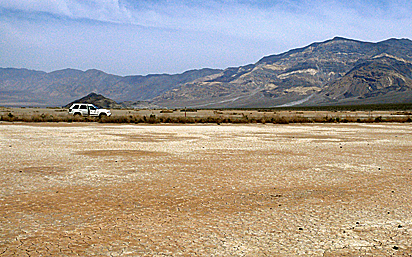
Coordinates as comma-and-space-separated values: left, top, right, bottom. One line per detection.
0, 68, 221, 107
1, 37, 412, 108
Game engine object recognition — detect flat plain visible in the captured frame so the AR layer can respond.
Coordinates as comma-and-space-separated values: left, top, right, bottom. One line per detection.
1, 122, 411, 256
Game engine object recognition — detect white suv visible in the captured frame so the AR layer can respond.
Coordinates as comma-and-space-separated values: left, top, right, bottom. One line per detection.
68, 103, 112, 117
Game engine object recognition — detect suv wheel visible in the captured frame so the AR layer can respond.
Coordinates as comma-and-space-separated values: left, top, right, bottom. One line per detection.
99, 113, 107, 118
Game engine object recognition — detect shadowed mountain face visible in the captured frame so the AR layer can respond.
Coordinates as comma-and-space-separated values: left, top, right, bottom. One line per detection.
1, 37, 412, 108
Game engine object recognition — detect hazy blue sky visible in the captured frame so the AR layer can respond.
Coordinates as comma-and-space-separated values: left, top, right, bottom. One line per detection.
1, 0, 411, 75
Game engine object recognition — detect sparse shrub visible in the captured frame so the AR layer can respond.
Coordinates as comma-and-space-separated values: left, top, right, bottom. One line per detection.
323, 116, 334, 123
1, 112, 16, 121
273, 116, 289, 124
374, 116, 383, 122
134, 116, 145, 123
289, 116, 310, 123
177, 117, 187, 124
148, 114, 158, 124
186, 117, 196, 123
32, 114, 44, 122
230, 117, 246, 124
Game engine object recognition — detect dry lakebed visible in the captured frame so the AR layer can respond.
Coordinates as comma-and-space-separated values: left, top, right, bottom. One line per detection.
1, 122, 411, 256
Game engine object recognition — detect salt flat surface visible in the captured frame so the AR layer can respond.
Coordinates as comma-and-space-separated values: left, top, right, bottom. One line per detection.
1, 123, 411, 256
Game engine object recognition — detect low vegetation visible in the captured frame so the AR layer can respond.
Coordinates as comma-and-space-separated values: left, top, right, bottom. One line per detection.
1, 111, 411, 124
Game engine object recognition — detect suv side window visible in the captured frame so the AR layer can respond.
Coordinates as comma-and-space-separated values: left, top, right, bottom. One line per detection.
80, 105, 87, 110
89, 106, 96, 111
73, 105, 79, 109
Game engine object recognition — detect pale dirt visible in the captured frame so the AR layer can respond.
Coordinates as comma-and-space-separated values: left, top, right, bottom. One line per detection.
0, 123, 411, 256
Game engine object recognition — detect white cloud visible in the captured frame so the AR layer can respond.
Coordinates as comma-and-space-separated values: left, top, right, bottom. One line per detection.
68, 0, 134, 23
1, 0, 412, 75
0, 0, 72, 16
0, 0, 134, 23
1, 0, 411, 39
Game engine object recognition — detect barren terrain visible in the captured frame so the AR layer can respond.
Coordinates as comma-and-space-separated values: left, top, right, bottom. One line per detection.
1, 123, 411, 256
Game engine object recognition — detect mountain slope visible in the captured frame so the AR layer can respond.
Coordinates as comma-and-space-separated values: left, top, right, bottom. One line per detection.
0, 68, 222, 107
306, 55, 412, 105
152, 37, 412, 108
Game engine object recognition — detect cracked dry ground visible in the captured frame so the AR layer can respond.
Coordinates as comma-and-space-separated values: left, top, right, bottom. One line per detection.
0, 123, 411, 256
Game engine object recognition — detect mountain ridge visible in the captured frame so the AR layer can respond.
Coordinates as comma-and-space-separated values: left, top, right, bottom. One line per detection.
0, 67, 222, 107
1, 36, 412, 108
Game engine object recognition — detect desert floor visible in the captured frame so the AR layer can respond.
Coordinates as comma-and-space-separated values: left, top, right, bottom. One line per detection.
1, 122, 411, 256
